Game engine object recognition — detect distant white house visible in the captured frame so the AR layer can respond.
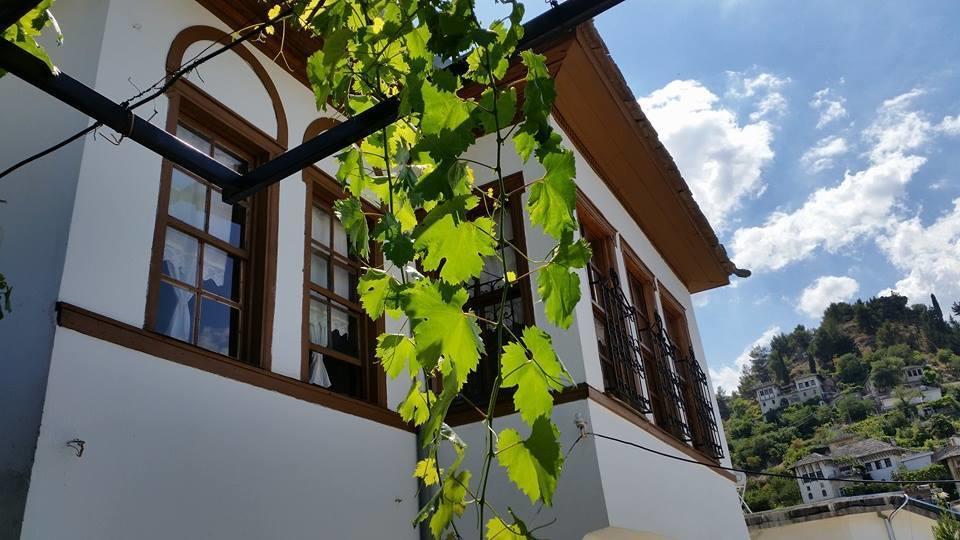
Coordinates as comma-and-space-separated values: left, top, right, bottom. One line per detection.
755, 374, 828, 414
865, 365, 942, 412
793, 436, 932, 502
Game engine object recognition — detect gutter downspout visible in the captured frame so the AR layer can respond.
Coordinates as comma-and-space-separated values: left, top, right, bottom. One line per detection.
878, 494, 910, 540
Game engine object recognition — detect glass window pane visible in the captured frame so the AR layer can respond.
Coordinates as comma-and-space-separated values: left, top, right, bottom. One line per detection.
309, 296, 329, 347
198, 297, 240, 357
330, 303, 359, 357
162, 227, 199, 286
311, 249, 329, 288
312, 206, 330, 245
333, 216, 349, 256
333, 263, 357, 302
169, 169, 206, 230
177, 124, 211, 155
213, 145, 248, 173
156, 280, 195, 342
324, 358, 360, 397
209, 189, 245, 247
202, 244, 241, 301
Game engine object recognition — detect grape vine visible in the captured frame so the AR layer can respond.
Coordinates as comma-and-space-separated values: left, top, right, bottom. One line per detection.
290, 1, 589, 536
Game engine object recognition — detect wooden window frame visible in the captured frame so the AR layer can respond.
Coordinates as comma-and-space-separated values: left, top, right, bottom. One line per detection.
452, 173, 536, 413
145, 81, 279, 369
659, 283, 717, 459
577, 191, 619, 391
301, 168, 387, 407
621, 241, 674, 428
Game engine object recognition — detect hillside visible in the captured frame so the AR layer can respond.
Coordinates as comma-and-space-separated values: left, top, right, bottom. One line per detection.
719, 293, 960, 511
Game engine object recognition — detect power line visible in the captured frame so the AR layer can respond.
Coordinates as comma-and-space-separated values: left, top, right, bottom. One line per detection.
0, 8, 290, 181
586, 432, 959, 486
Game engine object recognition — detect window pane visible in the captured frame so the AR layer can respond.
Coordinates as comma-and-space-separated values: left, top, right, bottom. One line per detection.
162, 227, 199, 286
209, 189, 245, 247
169, 169, 206, 230
311, 249, 329, 288
312, 206, 330, 245
202, 244, 241, 301
333, 216, 349, 256
330, 303, 359, 357
309, 296, 329, 347
177, 124, 211, 155
213, 145, 248, 173
198, 297, 240, 357
324, 358, 361, 397
156, 280, 195, 342
333, 263, 357, 302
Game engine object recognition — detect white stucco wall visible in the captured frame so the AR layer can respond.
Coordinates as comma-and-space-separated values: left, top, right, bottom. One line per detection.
20, 329, 419, 540
750, 510, 937, 540
589, 403, 749, 539
0, 0, 112, 534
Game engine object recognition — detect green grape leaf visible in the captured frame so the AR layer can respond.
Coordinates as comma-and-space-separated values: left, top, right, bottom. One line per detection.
429, 469, 471, 538
553, 232, 592, 269
414, 195, 497, 283
333, 198, 369, 257
413, 457, 441, 486
528, 150, 576, 239
475, 87, 517, 135
537, 262, 581, 329
335, 147, 368, 196
501, 327, 569, 424
496, 417, 563, 505
486, 517, 526, 540
418, 81, 476, 159
373, 214, 415, 267
357, 269, 396, 319
398, 380, 434, 426
403, 280, 482, 386
376, 333, 418, 378
421, 370, 460, 447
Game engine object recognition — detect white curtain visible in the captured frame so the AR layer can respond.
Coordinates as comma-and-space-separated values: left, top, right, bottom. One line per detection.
163, 229, 196, 341
309, 352, 332, 388
308, 301, 332, 388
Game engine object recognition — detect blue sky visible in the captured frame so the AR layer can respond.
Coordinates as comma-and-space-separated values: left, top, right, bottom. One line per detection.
486, 1, 960, 392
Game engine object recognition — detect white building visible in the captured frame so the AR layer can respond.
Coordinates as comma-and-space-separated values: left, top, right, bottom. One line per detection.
793, 437, 932, 503
747, 493, 951, 540
755, 374, 827, 414
865, 365, 942, 412
0, 1, 750, 539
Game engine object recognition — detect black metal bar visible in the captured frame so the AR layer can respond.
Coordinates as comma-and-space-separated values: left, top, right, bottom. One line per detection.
1, 0, 38, 31
224, 0, 628, 203
0, 39, 241, 188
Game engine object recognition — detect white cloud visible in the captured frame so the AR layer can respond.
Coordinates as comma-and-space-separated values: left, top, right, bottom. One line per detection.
709, 326, 781, 392
638, 79, 775, 230
800, 135, 849, 173
731, 154, 924, 271
732, 89, 936, 272
727, 72, 791, 121
798, 276, 860, 319
810, 87, 848, 129
939, 115, 960, 136
877, 198, 960, 308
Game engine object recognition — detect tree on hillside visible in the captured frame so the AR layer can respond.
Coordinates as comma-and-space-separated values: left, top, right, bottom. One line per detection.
876, 320, 917, 349
870, 356, 905, 392
952, 301, 960, 318
835, 353, 870, 386
836, 393, 875, 422
809, 320, 856, 371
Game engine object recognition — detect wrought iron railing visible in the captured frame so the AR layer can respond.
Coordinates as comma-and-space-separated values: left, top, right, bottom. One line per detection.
679, 346, 725, 460
593, 272, 652, 414
593, 271, 723, 459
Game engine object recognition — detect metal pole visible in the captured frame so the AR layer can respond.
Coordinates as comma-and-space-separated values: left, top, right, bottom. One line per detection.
223, 0, 627, 202
0, 39, 241, 188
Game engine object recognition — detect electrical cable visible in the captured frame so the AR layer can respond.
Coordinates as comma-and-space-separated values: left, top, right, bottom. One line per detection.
585, 431, 960, 486
0, 6, 292, 181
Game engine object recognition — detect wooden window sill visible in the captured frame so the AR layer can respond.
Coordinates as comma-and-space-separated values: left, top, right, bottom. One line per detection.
56, 302, 411, 432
